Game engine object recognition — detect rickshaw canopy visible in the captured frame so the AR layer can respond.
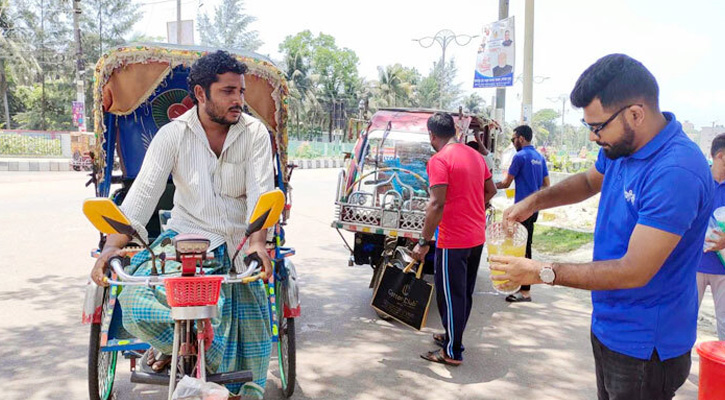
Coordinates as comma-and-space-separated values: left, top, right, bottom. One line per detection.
91, 43, 289, 194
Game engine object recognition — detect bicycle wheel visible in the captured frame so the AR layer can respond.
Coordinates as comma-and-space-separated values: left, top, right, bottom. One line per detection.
276, 281, 296, 398
88, 289, 118, 400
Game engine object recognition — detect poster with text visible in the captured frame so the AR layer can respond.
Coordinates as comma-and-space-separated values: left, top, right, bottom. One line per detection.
473, 16, 515, 88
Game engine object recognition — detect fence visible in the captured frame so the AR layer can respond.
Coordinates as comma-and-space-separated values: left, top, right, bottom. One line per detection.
288, 140, 355, 159
0, 130, 74, 157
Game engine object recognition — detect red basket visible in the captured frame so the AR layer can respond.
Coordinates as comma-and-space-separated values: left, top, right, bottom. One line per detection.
164, 276, 224, 307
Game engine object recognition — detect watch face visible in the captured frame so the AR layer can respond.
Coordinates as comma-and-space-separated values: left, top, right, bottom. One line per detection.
540, 267, 555, 283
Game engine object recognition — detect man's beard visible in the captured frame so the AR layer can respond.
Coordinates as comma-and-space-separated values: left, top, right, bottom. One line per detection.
599, 120, 636, 160
205, 97, 242, 126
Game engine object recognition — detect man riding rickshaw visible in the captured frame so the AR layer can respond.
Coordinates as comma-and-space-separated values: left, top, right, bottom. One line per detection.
83, 44, 298, 400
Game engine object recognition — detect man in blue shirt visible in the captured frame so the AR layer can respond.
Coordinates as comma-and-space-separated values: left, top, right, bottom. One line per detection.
698, 133, 725, 340
496, 125, 550, 302
489, 54, 713, 399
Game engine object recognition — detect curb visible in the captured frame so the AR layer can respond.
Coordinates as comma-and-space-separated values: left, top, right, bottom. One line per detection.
0, 158, 73, 172
289, 159, 345, 169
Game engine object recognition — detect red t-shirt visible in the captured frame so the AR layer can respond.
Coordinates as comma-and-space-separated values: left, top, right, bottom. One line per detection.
427, 143, 491, 249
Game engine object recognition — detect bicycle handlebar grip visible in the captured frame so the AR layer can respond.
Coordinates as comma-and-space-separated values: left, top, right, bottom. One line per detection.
244, 251, 263, 269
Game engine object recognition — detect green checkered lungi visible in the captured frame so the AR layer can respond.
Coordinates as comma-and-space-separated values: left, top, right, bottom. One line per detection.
117, 230, 271, 398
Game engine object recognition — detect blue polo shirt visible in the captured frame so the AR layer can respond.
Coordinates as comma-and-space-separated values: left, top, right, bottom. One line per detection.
698, 181, 725, 275
592, 112, 714, 361
508, 145, 549, 203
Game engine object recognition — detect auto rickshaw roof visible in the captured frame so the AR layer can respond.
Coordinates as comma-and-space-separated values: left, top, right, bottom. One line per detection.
91, 43, 289, 186
369, 108, 497, 135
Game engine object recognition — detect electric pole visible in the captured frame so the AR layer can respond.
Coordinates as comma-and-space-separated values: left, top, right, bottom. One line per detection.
494, 0, 508, 126
73, 0, 86, 132
177, 0, 182, 44
521, 0, 534, 126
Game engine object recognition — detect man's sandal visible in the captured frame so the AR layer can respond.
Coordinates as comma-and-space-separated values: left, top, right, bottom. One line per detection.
420, 349, 462, 366
143, 348, 172, 372
432, 333, 446, 348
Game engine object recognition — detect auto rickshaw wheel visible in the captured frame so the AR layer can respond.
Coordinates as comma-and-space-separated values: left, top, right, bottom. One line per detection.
276, 280, 296, 397
88, 289, 118, 400
371, 259, 394, 321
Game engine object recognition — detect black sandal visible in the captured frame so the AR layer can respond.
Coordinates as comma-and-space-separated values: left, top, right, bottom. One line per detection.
420, 349, 462, 366
505, 292, 532, 302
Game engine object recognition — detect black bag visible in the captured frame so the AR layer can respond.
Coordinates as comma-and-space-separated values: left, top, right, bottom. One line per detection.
371, 261, 434, 330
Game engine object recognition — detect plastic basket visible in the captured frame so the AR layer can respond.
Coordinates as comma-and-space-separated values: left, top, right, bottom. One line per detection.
164, 276, 224, 307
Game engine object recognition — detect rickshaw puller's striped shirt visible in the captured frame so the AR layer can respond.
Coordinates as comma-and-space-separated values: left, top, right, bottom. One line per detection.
119, 106, 275, 270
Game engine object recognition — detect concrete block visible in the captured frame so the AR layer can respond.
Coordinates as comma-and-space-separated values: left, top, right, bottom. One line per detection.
29, 162, 40, 171
17, 161, 30, 171
323, 159, 329, 168
38, 162, 50, 171
59, 162, 71, 171
49, 162, 59, 171
315, 160, 321, 168
0, 161, 7, 171
8, 161, 19, 171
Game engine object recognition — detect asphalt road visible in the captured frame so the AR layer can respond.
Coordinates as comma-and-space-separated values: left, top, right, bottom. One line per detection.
0, 169, 713, 399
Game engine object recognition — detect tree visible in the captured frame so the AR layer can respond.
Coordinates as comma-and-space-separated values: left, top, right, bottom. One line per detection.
14, 79, 74, 130
417, 59, 461, 110
460, 92, 487, 115
197, 0, 262, 51
532, 108, 560, 146
278, 31, 361, 140
0, 0, 40, 128
374, 64, 418, 108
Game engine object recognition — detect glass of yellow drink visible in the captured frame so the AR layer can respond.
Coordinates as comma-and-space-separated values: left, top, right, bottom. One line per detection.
486, 221, 528, 295
505, 188, 515, 199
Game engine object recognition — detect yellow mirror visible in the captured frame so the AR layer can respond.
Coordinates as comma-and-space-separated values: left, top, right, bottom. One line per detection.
83, 198, 136, 236
246, 189, 285, 235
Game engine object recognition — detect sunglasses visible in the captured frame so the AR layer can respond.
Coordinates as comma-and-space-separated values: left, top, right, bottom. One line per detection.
581, 104, 642, 137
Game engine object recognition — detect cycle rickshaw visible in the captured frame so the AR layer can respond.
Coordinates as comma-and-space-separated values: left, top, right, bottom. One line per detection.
82, 43, 299, 399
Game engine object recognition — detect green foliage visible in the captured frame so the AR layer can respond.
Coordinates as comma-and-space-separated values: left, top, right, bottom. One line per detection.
461, 92, 487, 115
279, 31, 361, 139
0, 133, 62, 156
533, 226, 593, 254
293, 141, 322, 159
197, 0, 262, 51
13, 80, 74, 131
417, 59, 461, 109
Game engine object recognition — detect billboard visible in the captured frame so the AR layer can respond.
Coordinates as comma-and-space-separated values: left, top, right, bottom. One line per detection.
473, 16, 515, 88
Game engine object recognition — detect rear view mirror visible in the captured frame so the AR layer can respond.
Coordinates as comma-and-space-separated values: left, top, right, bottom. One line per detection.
246, 189, 286, 235
83, 198, 136, 236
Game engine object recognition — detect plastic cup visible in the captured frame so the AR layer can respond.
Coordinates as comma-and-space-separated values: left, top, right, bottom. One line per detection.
486, 221, 528, 295
505, 188, 515, 199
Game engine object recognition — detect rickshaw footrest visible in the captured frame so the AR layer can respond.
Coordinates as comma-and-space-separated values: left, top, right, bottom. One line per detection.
130, 369, 254, 386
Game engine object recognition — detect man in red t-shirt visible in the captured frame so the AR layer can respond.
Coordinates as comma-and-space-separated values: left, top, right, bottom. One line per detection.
413, 112, 497, 365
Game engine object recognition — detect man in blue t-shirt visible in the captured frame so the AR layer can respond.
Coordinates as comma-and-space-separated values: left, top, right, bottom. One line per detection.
496, 125, 550, 302
489, 54, 713, 399
698, 133, 725, 340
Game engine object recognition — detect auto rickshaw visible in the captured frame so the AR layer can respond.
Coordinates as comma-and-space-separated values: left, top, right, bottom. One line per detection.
82, 43, 299, 399
332, 108, 499, 316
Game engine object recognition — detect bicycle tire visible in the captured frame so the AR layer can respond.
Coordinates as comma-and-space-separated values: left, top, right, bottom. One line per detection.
88, 289, 118, 400
276, 281, 296, 397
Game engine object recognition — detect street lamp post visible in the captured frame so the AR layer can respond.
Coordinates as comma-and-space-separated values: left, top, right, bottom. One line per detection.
413, 30, 478, 109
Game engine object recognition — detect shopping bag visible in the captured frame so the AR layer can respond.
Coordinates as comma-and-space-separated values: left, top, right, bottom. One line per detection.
371, 261, 434, 330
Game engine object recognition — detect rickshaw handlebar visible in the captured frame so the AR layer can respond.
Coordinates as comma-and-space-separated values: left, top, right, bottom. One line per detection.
103, 256, 264, 286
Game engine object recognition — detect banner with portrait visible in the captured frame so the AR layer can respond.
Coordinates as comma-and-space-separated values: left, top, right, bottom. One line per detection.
473, 16, 515, 88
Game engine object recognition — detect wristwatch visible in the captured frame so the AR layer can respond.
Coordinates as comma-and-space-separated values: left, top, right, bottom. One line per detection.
418, 238, 431, 247
539, 263, 556, 285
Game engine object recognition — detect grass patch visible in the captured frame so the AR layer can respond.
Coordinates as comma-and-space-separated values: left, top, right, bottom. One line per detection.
533, 225, 593, 254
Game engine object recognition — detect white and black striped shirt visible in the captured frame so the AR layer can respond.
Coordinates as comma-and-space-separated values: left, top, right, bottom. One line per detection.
120, 106, 274, 267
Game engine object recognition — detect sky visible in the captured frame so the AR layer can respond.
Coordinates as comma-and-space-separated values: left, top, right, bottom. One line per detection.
134, 0, 725, 128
